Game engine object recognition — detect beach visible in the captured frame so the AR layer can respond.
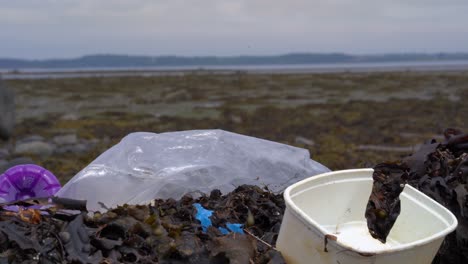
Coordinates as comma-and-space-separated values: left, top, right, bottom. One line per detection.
1, 70, 467, 183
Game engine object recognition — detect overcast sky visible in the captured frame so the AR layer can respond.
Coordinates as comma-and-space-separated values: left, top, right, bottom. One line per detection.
1, 0, 468, 59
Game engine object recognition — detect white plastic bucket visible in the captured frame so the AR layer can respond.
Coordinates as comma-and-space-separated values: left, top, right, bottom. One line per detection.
276, 169, 458, 264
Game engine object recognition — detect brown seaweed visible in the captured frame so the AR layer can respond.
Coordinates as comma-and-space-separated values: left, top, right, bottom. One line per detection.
0, 185, 286, 263
365, 163, 408, 243
367, 128, 468, 264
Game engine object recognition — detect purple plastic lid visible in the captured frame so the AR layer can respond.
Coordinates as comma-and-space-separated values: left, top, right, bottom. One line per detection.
0, 164, 61, 203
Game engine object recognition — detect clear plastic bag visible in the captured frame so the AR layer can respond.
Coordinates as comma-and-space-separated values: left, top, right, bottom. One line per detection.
57, 130, 329, 211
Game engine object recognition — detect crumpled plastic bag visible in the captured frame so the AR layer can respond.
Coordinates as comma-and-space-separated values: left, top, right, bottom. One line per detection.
57, 130, 329, 211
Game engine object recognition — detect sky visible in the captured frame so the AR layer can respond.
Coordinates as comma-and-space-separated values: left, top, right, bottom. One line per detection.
1, 0, 468, 59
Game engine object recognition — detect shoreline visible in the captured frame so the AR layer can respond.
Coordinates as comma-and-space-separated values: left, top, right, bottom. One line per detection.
2, 61, 468, 79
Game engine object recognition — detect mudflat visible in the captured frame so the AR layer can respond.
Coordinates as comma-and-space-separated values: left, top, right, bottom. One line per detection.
2, 70, 468, 183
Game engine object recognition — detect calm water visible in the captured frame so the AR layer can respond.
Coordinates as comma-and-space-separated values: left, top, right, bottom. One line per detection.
2, 60, 468, 80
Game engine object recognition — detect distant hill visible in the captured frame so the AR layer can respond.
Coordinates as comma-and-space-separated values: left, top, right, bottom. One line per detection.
1, 53, 468, 69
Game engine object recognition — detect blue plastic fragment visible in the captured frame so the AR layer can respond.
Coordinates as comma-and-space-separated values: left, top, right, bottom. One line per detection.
194, 203, 213, 232
218, 227, 230, 235
194, 203, 244, 234
226, 222, 244, 234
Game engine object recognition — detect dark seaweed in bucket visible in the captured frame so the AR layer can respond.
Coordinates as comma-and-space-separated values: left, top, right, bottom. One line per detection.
365, 163, 408, 243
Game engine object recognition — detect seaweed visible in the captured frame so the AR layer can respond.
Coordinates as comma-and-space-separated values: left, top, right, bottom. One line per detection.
367, 129, 468, 264
365, 163, 408, 243
0, 185, 286, 263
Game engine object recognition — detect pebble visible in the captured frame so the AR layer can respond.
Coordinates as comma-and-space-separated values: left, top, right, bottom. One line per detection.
0, 148, 9, 159
55, 143, 90, 154
0, 160, 7, 173
230, 115, 243, 124
60, 113, 79, 121
88, 138, 100, 145
59, 231, 71, 243
17, 135, 44, 144
163, 89, 191, 102
295, 136, 315, 146
14, 141, 54, 156
53, 134, 78, 145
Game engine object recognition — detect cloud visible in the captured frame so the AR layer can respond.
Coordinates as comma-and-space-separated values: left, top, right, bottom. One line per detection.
0, 0, 467, 58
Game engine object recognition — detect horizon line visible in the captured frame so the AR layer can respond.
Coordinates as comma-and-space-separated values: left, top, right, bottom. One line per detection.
2, 51, 468, 61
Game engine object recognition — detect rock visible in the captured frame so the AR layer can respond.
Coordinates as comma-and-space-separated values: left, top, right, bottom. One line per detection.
61, 113, 80, 121
0, 79, 15, 140
7, 157, 34, 165
295, 136, 315, 146
102, 136, 111, 145
0, 157, 34, 174
88, 138, 100, 145
14, 141, 54, 156
55, 143, 91, 154
230, 115, 243, 124
0, 160, 7, 173
53, 134, 78, 145
163, 89, 191, 103
0, 148, 9, 159
17, 135, 45, 144
201, 102, 223, 108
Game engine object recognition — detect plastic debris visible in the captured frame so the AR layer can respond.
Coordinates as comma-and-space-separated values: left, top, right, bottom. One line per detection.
225, 223, 245, 234
57, 130, 329, 211
194, 203, 244, 234
218, 226, 229, 235
0, 164, 61, 203
193, 203, 213, 232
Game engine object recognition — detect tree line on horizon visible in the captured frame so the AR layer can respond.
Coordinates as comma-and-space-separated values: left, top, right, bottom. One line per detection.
1, 53, 468, 69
